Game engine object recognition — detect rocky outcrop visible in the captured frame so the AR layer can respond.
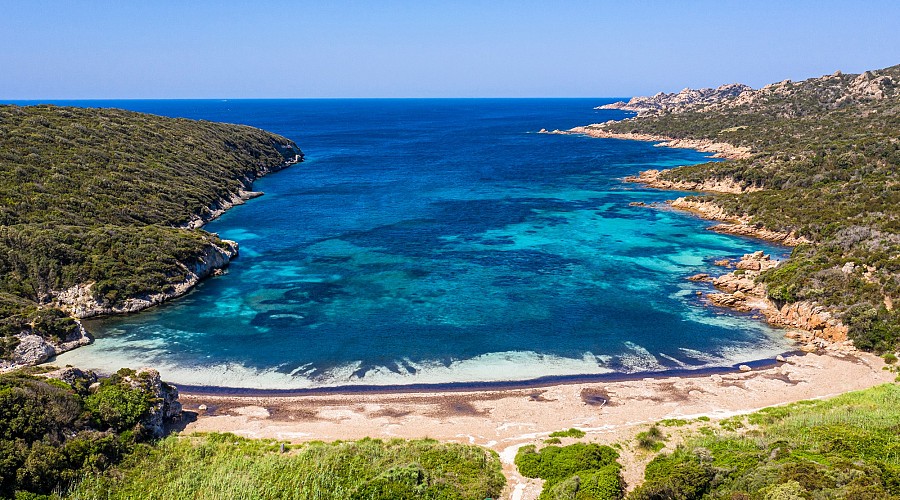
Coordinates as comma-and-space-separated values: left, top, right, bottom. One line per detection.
10, 334, 55, 366
54, 240, 239, 318
769, 302, 849, 342
556, 127, 752, 160
2, 320, 92, 370
697, 252, 852, 350
40, 366, 99, 387
625, 169, 755, 194
124, 368, 183, 438
667, 197, 810, 246
597, 83, 753, 116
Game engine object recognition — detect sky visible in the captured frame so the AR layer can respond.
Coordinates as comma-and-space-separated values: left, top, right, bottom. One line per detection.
1, 1, 898, 99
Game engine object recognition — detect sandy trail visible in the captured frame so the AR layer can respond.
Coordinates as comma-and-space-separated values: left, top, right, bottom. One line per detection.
180, 352, 893, 498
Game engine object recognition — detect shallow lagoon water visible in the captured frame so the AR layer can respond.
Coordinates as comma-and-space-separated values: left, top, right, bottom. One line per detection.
47, 99, 791, 388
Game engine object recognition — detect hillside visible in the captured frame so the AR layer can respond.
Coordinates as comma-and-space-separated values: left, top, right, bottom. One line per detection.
0, 105, 302, 366
581, 64, 900, 353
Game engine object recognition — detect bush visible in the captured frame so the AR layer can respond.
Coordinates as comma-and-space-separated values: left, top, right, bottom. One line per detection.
84, 380, 152, 432
516, 443, 623, 499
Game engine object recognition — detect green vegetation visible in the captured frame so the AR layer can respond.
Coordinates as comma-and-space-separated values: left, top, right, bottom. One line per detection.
0, 104, 301, 360
550, 428, 587, 439
70, 433, 506, 500
601, 64, 900, 351
635, 426, 666, 452
0, 369, 163, 498
630, 383, 900, 499
516, 443, 624, 499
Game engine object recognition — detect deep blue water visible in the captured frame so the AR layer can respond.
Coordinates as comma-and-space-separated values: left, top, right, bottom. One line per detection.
31, 99, 791, 388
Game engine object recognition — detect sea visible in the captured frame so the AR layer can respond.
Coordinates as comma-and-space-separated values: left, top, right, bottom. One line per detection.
21, 98, 792, 390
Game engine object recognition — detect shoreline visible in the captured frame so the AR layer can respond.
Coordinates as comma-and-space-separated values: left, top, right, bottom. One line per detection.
176, 353, 800, 398
540, 125, 752, 160
179, 350, 895, 498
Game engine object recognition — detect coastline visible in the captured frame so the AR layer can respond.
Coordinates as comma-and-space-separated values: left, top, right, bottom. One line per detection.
541, 125, 752, 160
10, 154, 306, 371
179, 351, 894, 498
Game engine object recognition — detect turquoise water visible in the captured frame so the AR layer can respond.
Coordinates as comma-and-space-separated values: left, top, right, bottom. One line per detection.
47, 99, 791, 388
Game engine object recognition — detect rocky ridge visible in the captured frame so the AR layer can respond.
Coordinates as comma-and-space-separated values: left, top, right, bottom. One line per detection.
597, 83, 753, 116
599, 68, 897, 119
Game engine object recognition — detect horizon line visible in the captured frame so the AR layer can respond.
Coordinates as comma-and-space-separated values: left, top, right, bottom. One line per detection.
1, 96, 632, 102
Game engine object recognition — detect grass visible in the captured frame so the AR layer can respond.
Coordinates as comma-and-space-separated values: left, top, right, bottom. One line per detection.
69, 433, 506, 500
549, 428, 587, 439
630, 383, 900, 499
635, 426, 666, 452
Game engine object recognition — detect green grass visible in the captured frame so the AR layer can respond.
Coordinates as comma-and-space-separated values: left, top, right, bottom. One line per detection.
635, 426, 666, 452
69, 433, 506, 500
549, 428, 587, 439
630, 384, 900, 499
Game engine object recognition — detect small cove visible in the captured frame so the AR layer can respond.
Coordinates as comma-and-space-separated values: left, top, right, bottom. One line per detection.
49, 99, 792, 388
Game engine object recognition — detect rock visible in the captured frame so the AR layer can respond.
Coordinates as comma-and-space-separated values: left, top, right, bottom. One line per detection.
800, 344, 818, 353
738, 365, 752, 372
12, 334, 55, 365
687, 273, 711, 282
54, 240, 239, 319
596, 83, 753, 116
714, 259, 733, 268
776, 355, 786, 362
198, 404, 208, 411
123, 368, 183, 438
42, 366, 98, 387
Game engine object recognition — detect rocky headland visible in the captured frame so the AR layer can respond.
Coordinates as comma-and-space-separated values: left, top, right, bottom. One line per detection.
0, 105, 304, 370
691, 252, 854, 354
539, 127, 752, 160
555, 66, 900, 355
596, 83, 753, 116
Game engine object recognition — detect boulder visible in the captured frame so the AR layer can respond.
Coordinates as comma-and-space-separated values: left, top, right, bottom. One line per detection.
12, 334, 55, 365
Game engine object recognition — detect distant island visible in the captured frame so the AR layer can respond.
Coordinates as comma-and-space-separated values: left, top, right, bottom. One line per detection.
0, 105, 303, 369
550, 64, 900, 356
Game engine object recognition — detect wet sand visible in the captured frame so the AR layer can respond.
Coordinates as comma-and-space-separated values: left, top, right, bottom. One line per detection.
180, 351, 893, 499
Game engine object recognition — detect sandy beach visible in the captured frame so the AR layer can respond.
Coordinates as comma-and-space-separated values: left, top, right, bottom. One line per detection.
180, 350, 893, 498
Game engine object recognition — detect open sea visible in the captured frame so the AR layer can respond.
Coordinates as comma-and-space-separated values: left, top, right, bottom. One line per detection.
32, 99, 792, 389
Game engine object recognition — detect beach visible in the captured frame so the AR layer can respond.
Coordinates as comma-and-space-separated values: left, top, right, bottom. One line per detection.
180, 350, 894, 498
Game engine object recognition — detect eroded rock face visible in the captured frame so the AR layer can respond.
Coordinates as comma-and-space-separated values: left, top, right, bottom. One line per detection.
123, 368, 183, 438
12, 334, 56, 365
6, 322, 92, 369
697, 252, 852, 347
771, 302, 849, 342
54, 240, 238, 319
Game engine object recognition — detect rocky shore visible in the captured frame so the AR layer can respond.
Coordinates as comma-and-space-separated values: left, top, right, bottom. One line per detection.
53, 239, 239, 319
2, 154, 304, 371
692, 252, 854, 354
539, 127, 752, 160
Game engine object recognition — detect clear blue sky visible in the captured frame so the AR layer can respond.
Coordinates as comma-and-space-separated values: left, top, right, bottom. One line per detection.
2, 1, 898, 99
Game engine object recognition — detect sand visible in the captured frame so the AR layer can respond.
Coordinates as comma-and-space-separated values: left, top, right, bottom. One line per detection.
179, 351, 894, 499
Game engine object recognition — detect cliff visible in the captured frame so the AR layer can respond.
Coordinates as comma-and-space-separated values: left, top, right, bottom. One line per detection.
0, 105, 304, 367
